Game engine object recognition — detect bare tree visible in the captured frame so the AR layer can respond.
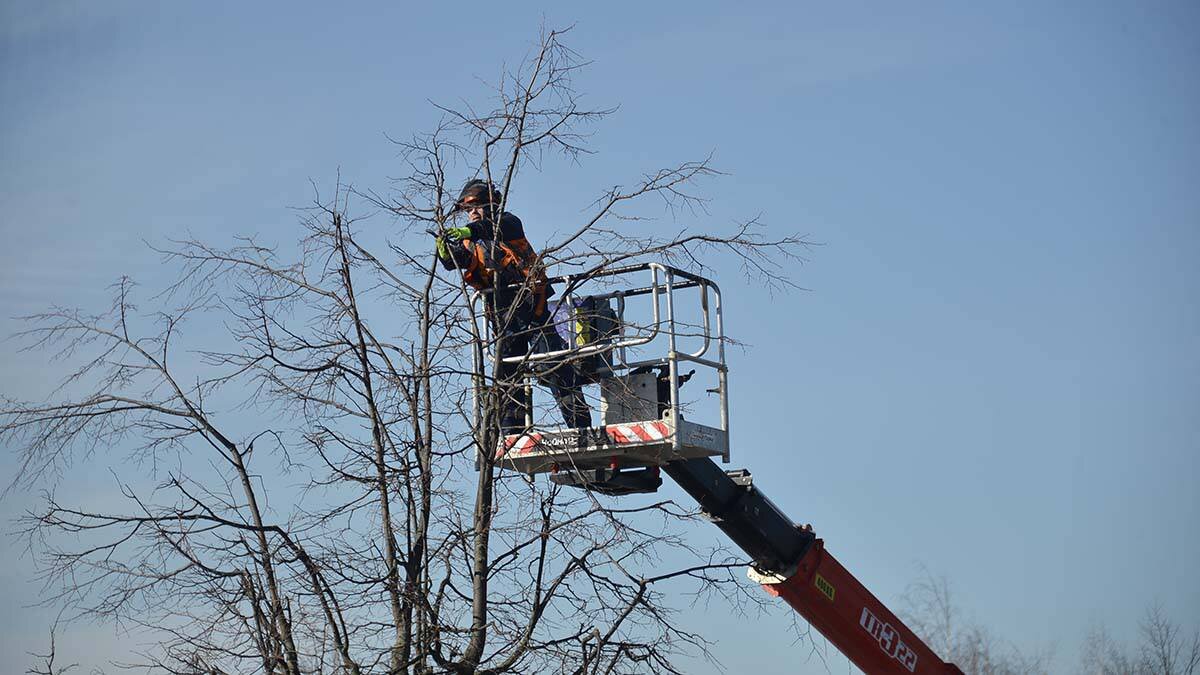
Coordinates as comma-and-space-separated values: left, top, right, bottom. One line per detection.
899, 567, 1053, 675
3, 27, 808, 674
1081, 603, 1200, 675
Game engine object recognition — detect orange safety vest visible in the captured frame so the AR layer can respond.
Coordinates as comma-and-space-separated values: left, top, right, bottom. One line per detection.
459, 236, 551, 317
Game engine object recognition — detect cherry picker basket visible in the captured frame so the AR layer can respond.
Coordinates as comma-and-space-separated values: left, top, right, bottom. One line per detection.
472, 263, 731, 488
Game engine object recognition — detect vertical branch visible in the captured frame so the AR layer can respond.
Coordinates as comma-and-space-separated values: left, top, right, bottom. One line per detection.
333, 210, 407, 672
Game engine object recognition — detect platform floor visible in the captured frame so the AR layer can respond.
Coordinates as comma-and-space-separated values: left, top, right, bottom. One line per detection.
496, 416, 728, 474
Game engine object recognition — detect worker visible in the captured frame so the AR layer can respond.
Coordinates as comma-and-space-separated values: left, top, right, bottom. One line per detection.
437, 179, 591, 434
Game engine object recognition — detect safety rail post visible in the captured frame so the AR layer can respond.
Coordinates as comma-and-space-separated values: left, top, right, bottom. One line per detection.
615, 292, 628, 369
684, 279, 712, 360
713, 282, 729, 461
524, 380, 534, 429
662, 266, 683, 452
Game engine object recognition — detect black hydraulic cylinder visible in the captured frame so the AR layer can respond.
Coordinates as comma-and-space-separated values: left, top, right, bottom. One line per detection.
663, 458, 814, 574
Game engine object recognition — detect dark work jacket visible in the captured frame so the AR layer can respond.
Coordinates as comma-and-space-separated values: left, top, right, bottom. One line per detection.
439, 212, 528, 269
463, 210, 526, 242
439, 211, 552, 320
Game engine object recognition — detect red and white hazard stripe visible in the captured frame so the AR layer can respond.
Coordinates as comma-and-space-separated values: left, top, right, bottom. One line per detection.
606, 421, 670, 444
500, 421, 670, 458
514, 433, 542, 455
499, 432, 543, 457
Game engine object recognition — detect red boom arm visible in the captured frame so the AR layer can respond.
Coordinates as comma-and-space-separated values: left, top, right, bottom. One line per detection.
662, 458, 964, 673
751, 538, 964, 674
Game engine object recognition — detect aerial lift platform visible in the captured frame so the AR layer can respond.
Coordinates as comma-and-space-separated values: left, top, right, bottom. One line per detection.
474, 263, 965, 674
479, 263, 730, 493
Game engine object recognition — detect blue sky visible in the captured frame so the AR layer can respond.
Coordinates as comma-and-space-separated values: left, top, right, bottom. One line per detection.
2, 2, 1197, 673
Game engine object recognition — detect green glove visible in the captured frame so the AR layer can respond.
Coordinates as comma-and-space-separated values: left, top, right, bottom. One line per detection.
435, 236, 450, 260
446, 226, 472, 241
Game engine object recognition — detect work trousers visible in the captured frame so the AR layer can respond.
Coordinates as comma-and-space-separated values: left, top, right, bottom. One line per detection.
492, 305, 591, 434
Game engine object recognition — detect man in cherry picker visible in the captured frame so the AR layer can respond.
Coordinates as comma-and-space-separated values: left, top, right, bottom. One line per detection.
436, 179, 591, 434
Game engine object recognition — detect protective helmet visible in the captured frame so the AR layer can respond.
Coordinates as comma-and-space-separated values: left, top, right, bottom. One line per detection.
453, 179, 503, 212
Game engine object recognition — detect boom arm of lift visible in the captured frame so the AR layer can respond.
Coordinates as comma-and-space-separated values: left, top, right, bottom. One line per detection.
663, 458, 965, 675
